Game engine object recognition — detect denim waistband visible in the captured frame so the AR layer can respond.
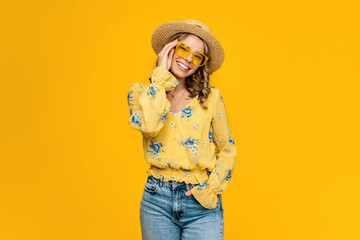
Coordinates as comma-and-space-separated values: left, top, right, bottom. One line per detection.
147, 166, 212, 185
147, 175, 198, 191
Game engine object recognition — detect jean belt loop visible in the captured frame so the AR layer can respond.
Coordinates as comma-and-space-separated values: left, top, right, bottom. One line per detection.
160, 176, 164, 188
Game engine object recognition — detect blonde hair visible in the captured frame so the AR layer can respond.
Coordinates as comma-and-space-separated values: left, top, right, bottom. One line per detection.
149, 32, 212, 110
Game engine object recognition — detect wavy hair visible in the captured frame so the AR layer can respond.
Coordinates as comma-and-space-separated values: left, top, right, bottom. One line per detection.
149, 32, 212, 110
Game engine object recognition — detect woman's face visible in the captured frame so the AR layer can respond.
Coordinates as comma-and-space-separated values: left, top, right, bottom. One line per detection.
170, 35, 205, 80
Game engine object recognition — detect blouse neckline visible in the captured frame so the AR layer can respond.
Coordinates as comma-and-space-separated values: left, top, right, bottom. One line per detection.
169, 94, 199, 117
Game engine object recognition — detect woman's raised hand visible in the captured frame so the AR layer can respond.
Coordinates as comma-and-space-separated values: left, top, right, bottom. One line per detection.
157, 39, 178, 70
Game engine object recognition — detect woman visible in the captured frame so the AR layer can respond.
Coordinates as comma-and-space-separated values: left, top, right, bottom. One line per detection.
127, 20, 237, 240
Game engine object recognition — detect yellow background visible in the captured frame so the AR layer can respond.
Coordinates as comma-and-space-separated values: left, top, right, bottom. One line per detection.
1, 0, 359, 239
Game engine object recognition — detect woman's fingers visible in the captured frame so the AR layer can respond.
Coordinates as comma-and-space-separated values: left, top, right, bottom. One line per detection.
159, 39, 178, 55
157, 39, 178, 69
158, 40, 178, 59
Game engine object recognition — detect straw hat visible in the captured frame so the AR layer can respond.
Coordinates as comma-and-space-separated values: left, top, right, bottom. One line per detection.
151, 20, 225, 74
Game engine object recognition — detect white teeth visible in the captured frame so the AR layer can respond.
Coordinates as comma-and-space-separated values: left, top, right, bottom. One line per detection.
177, 62, 189, 70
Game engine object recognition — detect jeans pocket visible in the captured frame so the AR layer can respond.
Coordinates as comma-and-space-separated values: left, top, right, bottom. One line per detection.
144, 177, 158, 194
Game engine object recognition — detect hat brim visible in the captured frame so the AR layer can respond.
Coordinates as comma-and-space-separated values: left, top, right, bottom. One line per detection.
151, 21, 224, 74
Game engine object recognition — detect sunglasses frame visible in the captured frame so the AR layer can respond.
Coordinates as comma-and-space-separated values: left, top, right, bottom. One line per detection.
175, 42, 209, 67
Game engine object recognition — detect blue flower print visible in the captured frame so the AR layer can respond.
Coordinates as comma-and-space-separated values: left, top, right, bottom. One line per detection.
181, 106, 193, 118
199, 182, 206, 187
127, 90, 133, 103
147, 139, 165, 158
202, 141, 206, 147
147, 84, 158, 99
192, 123, 198, 129
209, 130, 213, 142
182, 169, 190, 176
153, 143, 160, 153
131, 112, 141, 127
182, 138, 199, 149
149, 86, 155, 96
217, 111, 222, 119
219, 94, 224, 103
197, 181, 209, 189
225, 169, 232, 181
229, 136, 235, 145
160, 111, 168, 123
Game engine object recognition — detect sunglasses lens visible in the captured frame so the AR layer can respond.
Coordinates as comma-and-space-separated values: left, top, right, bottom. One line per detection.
176, 43, 189, 58
193, 54, 206, 67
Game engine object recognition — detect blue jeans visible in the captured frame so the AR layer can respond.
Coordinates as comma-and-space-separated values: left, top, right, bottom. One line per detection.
140, 175, 224, 240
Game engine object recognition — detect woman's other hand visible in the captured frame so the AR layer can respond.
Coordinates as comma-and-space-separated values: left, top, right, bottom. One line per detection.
157, 39, 178, 70
185, 190, 192, 196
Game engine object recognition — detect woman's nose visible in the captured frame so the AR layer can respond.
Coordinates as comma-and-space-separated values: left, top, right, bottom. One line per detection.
185, 53, 192, 63
185, 53, 193, 63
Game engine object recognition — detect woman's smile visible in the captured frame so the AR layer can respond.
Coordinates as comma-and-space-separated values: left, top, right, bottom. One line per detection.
176, 60, 190, 72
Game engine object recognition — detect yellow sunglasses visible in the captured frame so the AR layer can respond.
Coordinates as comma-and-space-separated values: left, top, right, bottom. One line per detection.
175, 42, 209, 67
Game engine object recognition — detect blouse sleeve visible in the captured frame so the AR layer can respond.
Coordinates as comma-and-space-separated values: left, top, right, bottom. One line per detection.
190, 88, 237, 209
127, 66, 179, 138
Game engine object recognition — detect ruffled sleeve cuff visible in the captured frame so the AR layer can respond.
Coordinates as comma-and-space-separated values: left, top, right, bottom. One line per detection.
190, 182, 219, 209
151, 66, 179, 91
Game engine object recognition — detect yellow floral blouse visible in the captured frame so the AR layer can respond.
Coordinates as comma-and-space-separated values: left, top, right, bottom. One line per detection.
127, 66, 237, 209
